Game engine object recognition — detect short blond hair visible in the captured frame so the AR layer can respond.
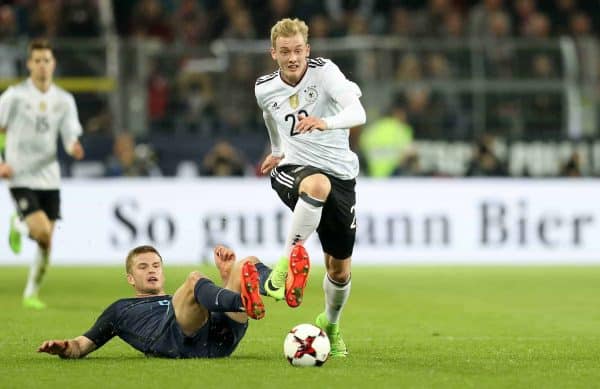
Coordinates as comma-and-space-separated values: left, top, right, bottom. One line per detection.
125, 245, 162, 274
270, 18, 309, 48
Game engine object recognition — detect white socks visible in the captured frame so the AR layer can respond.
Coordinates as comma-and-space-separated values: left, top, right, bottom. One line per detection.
283, 195, 324, 257
23, 248, 49, 298
12, 215, 29, 235
323, 273, 351, 324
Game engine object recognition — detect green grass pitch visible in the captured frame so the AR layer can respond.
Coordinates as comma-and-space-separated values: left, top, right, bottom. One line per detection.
1, 265, 600, 388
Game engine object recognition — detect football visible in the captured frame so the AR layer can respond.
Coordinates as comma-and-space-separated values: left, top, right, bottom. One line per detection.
283, 323, 330, 367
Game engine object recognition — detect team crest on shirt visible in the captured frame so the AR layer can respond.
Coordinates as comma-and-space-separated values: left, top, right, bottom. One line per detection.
303, 86, 319, 104
289, 93, 299, 109
39, 101, 47, 112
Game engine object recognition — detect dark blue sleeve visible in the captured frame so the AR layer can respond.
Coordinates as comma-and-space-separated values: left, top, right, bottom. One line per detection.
83, 301, 119, 348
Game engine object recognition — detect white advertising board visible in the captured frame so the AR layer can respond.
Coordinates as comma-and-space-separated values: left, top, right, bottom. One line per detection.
1, 178, 599, 265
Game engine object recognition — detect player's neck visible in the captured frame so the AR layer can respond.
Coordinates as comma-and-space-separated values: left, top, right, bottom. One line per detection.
31, 78, 52, 93
280, 63, 308, 86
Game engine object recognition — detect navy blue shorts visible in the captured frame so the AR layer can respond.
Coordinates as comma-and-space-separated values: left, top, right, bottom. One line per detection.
147, 309, 248, 358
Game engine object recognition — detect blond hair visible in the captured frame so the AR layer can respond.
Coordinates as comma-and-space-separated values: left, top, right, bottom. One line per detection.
270, 18, 309, 48
125, 245, 162, 274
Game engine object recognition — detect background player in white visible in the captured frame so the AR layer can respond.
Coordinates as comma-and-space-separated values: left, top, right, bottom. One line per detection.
255, 18, 366, 357
0, 39, 85, 309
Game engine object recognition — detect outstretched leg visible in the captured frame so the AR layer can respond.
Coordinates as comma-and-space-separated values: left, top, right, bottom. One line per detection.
23, 211, 54, 309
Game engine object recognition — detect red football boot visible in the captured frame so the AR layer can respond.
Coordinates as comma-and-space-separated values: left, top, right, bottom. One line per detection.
285, 245, 311, 308
240, 261, 265, 320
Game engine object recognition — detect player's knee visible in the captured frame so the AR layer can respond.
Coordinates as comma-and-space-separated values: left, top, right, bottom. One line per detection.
187, 271, 205, 286
299, 174, 331, 199
33, 229, 52, 249
328, 268, 350, 284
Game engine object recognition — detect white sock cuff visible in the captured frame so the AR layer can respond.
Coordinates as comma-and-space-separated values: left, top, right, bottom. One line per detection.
299, 192, 325, 209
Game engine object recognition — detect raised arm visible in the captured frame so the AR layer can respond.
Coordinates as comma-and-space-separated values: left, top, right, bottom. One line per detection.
37, 335, 97, 359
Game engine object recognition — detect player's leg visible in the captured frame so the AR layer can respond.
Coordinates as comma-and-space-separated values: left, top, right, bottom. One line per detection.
172, 261, 265, 336
22, 211, 54, 309
313, 176, 356, 357
222, 256, 265, 323
265, 166, 324, 304
316, 254, 351, 357
172, 271, 212, 336
22, 189, 61, 309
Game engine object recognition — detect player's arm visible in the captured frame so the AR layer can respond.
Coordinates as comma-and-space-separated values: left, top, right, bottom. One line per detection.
296, 92, 366, 133
260, 109, 284, 175
0, 88, 15, 177
37, 336, 97, 359
38, 302, 118, 359
296, 61, 366, 133
60, 95, 85, 160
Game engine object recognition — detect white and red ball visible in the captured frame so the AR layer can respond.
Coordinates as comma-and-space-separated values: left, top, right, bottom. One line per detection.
283, 323, 330, 367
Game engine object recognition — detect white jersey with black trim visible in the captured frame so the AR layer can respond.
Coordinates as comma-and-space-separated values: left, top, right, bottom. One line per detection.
255, 58, 362, 180
0, 78, 82, 189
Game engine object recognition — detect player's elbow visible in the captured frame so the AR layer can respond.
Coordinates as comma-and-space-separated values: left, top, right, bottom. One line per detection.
353, 104, 366, 127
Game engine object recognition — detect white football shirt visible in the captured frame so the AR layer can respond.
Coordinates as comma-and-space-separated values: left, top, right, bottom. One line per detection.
0, 78, 82, 189
255, 58, 363, 180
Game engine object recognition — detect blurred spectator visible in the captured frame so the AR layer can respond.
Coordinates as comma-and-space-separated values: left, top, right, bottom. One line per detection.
413, 0, 454, 37
222, 9, 256, 39
442, 10, 465, 39
513, 0, 537, 36
391, 149, 423, 177
484, 11, 515, 78
387, 7, 413, 36
465, 135, 508, 177
147, 59, 171, 131
469, 0, 506, 38
569, 11, 592, 38
0, 5, 18, 39
0, 5, 19, 77
105, 133, 162, 177
176, 72, 216, 134
359, 99, 414, 177
549, 0, 578, 35
309, 13, 332, 38
523, 12, 551, 38
216, 55, 257, 133
58, 0, 100, 37
131, 0, 173, 42
200, 141, 246, 176
559, 151, 583, 177
28, 0, 59, 37
396, 53, 422, 81
173, 0, 211, 46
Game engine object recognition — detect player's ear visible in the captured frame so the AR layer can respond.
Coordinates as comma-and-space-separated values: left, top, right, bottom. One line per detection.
306, 43, 310, 57
270, 47, 277, 60
126, 273, 135, 286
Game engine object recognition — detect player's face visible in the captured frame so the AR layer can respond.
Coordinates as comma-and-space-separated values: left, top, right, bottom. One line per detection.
271, 33, 310, 85
27, 49, 56, 83
127, 252, 165, 296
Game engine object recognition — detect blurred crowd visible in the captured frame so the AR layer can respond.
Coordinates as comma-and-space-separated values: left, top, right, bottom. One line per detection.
0, 0, 595, 41
0, 0, 598, 178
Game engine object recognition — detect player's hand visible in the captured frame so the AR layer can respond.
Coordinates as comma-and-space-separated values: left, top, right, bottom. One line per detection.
296, 114, 327, 134
0, 163, 13, 178
70, 141, 85, 160
214, 245, 236, 262
260, 154, 283, 175
37, 340, 68, 355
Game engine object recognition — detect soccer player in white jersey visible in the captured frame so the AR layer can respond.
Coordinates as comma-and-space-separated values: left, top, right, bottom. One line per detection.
0, 39, 85, 309
255, 18, 366, 357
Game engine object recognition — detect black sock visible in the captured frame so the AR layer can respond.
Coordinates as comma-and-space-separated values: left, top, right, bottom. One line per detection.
194, 278, 243, 312
254, 262, 272, 296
